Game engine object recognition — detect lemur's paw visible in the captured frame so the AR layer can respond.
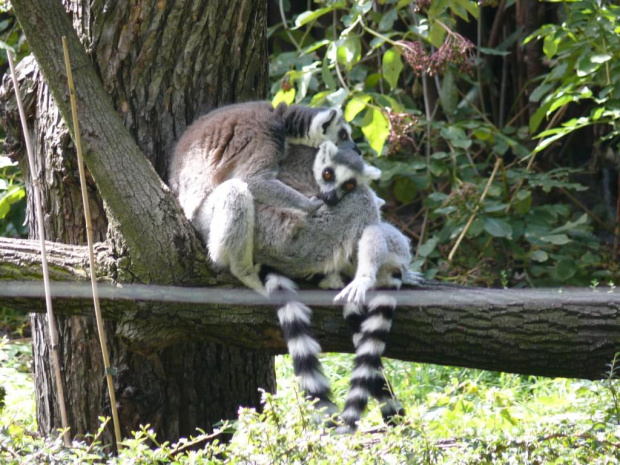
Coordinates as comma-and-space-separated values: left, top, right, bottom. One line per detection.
318, 273, 345, 290
334, 277, 375, 304
234, 270, 268, 297
304, 197, 324, 213
402, 270, 424, 286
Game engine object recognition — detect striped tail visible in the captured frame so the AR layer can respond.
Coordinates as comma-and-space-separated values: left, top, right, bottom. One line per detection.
262, 270, 338, 419
338, 295, 404, 433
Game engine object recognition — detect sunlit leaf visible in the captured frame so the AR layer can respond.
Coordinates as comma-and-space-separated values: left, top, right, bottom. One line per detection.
382, 48, 403, 90
271, 88, 295, 107
361, 108, 390, 155
344, 95, 371, 122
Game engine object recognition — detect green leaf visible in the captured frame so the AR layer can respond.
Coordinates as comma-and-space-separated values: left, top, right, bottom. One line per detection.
0, 186, 25, 220
393, 177, 417, 203
513, 190, 532, 215
344, 95, 371, 122
337, 37, 362, 70
418, 237, 438, 257
361, 108, 390, 155
378, 8, 398, 31
483, 217, 513, 239
321, 57, 336, 90
539, 234, 571, 245
556, 258, 576, 281
272, 88, 295, 107
382, 48, 403, 90
542, 35, 559, 58
478, 47, 510, 56
591, 54, 612, 64
530, 250, 549, 263
294, 7, 335, 29
439, 69, 458, 116
429, 23, 446, 48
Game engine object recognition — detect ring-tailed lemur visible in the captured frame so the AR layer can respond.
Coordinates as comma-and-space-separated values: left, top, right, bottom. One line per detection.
171, 106, 419, 431
168, 101, 359, 293
249, 143, 421, 431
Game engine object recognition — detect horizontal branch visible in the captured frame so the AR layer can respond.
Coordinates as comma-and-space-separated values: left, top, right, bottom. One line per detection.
2, 238, 620, 380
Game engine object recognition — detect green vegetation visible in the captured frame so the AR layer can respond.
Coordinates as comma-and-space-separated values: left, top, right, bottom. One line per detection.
1, 0, 620, 462
269, 0, 619, 287
0, 349, 619, 463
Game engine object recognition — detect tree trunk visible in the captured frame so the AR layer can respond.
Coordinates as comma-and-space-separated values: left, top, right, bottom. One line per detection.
4, 0, 275, 444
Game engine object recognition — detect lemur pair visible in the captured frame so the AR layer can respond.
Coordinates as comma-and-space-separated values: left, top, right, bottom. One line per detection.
169, 101, 421, 433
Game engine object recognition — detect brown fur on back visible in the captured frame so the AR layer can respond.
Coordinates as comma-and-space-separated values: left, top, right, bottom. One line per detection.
170, 101, 286, 197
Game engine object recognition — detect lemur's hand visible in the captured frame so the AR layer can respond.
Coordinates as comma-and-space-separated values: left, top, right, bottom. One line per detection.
334, 276, 375, 304
304, 196, 324, 212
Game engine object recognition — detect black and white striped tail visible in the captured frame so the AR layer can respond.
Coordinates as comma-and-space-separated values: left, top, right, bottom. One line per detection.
338, 295, 404, 433
261, 268, 337, 419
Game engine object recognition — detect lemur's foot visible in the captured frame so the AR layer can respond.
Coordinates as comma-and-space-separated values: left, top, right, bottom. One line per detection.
334, 276, 375, 304
402, 270, 424, 286
232, 265, 268, 297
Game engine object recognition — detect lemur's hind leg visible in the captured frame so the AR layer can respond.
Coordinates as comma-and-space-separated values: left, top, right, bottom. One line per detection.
195, 179, 265, 294
337, 295, 404, 434
261, 268, 339, 422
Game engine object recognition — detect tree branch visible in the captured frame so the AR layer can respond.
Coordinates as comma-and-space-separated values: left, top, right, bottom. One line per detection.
2, 238, 619, 380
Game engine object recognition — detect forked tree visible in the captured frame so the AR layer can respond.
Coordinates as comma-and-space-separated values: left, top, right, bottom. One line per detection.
1, 0, 275, 443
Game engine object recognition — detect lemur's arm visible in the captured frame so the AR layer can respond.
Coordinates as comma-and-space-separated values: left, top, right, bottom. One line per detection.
334, 224, 388, 304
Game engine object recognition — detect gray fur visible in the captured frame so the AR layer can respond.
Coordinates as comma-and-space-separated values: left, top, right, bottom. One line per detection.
168, 101, 354, 223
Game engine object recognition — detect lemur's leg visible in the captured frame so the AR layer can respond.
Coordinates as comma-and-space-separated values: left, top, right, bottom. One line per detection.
248, 177, 323, 212
337, 295, 404, 433
195, 179, 265, 294
335, 224, 388, 304
261, 268, 338, 420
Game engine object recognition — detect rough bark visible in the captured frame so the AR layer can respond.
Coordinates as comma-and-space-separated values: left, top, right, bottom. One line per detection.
3, 0, 275, 444
2, 253, 620, 381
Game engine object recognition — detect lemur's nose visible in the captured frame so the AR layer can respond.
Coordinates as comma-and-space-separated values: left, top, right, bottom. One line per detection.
338, 139, 361, 155
318, 189, 340, 207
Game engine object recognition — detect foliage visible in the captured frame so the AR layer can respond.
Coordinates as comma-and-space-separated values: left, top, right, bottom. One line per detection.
1, 351, 619, 463
268, 0, 616, 287
0, 156, 26, 238
526, 1, 620, 152
0, 3, 28, 240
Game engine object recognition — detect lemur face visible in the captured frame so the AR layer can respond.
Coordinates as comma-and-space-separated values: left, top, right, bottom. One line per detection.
306, 108, 362, 155
313, 141, 381, 207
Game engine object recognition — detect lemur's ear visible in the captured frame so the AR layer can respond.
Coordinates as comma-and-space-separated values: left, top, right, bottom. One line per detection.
317, 140, 338, 162
318, 109, 338, 134
364, 165, 382, 181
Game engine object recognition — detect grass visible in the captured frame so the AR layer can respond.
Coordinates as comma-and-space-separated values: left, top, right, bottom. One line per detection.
0, 341, 619, 463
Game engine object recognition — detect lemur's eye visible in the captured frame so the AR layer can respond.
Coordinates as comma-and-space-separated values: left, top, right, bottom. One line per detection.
343, 179, 357, 192
339, 128, 349, 140
322, 168, 335, 182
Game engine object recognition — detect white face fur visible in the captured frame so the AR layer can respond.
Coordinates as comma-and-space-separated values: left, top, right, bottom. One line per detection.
312, 141, 381, 207
296, 108, 353, 148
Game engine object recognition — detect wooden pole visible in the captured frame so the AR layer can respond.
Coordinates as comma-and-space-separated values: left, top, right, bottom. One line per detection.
7, 51, 71, 446
61, 37, 123, 449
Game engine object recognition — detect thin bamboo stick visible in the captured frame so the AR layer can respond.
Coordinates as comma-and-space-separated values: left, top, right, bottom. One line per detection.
448, 158, 503, 262
61, 37, 122, 449
7, 51, 71, 446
